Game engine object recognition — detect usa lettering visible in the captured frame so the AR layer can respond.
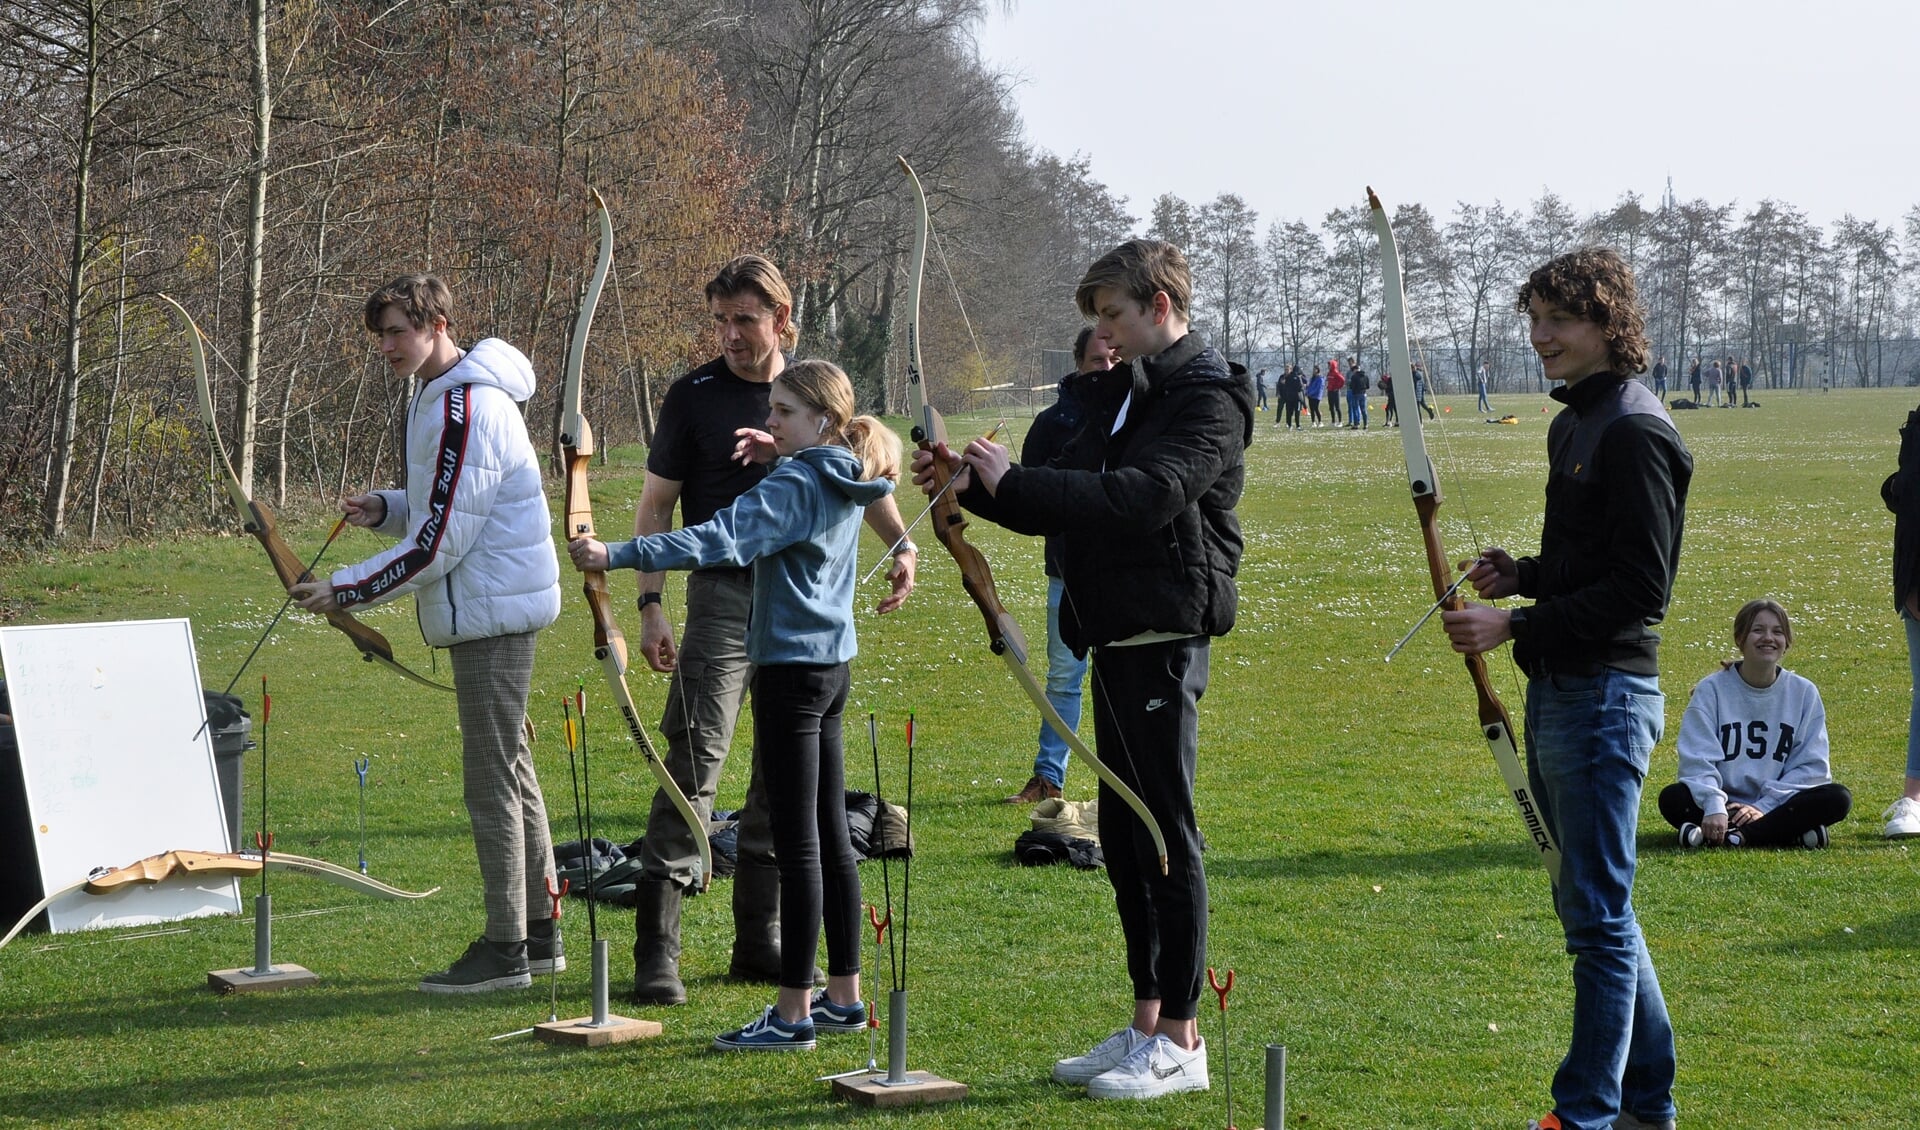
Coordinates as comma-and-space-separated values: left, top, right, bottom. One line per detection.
1716, 720, 1795, 763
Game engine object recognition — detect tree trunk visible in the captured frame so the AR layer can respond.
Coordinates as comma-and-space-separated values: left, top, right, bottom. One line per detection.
236, 0, 272, 493
44, 5, 104, 540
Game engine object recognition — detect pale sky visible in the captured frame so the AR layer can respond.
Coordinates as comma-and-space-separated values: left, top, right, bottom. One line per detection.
975, 0, 1917, 237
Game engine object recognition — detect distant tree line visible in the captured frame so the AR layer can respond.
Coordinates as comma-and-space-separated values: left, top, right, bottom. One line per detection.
1152, 186, 1920, 397
4, 1, 1915, 543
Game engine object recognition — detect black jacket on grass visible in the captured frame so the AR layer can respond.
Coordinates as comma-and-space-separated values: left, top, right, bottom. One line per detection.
962, 332, 1253, 656
1511, 372, 1692, 677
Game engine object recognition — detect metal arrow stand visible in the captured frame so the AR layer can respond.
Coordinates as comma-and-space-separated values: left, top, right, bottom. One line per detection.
536, 687, 660, 1046
210, 677, 319, 993
830, 712, 965, 1107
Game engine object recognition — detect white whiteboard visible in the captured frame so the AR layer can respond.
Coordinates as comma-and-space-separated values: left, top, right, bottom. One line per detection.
0, 618, 239, 935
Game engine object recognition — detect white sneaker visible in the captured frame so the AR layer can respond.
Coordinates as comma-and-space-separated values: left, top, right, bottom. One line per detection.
1884, 797, 1920, 839
1051, 1027, 1147, 1085
1086, 1033, 1209, 1100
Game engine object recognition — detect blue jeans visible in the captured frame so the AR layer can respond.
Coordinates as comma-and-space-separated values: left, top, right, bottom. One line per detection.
1034, 576, 1087, 786
1904, 613, 1920, 777
1525, 668, 1676, 1130
1349, 391, 1368, 427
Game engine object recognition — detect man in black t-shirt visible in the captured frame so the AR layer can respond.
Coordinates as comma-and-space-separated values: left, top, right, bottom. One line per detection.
625, 255, 916, 1006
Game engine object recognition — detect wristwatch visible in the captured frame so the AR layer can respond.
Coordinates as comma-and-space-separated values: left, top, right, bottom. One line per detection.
638, 591, 663, 611
890, 539, 919, 557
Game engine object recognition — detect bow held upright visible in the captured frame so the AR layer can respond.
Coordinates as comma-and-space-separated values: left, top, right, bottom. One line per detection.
1368, 186, 1560, 883
897, 156, 1167, 873
559, 190, 712, 890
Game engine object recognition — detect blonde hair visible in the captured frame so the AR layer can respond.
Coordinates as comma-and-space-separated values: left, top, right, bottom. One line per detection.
776, 360, 901, 483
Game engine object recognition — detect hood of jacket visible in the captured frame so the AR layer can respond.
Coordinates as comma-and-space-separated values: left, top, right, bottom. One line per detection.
422, 338, 536, 403
788, 442, 893, 508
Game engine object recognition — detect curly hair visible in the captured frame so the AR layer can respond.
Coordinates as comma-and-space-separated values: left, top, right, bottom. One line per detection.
1515, 247, 1650, 376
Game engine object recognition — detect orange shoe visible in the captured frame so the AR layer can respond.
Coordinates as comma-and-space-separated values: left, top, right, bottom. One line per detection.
1526, 1116, 1563, 1130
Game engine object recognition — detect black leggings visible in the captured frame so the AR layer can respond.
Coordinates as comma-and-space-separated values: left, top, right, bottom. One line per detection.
754, 662, 860, 987
1282, 399, 1302, 427
1657, 781, 1852, 846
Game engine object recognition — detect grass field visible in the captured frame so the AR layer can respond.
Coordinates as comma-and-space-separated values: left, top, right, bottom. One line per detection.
2, 385, 1917, 1129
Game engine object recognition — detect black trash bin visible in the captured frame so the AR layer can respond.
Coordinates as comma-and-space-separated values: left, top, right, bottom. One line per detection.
202, 692, 253, 851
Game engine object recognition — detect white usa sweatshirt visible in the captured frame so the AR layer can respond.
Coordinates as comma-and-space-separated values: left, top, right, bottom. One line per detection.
1674, 664, 1834, 818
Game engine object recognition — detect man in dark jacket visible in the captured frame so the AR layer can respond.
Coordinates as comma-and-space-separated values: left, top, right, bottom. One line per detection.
913, 239, 1251, 1102
1446, 248, 1690, 1130
1004, 327, 1113, 805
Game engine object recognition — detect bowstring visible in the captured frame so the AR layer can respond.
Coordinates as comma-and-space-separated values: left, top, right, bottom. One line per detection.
921, 199, 1154, 822
602, 248, 710, 887
1407, 326, 1531, 713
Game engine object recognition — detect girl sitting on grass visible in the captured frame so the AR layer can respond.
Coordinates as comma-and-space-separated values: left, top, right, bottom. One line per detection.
568, 359, 899, 1051
1660, 599, 1852, 848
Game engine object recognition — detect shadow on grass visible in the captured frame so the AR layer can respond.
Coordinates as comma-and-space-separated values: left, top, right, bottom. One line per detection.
1211, 838, 1543, 882
0, 977, 469, 1043
1757, 908, 1920, 954
409, 1084, 1023, 1130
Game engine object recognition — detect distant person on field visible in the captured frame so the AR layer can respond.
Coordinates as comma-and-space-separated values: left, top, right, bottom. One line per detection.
1738, 358, 1753, 405
1346, 358, 1370, 429
1325, 358, 1345, 424
1651, 355, 1668, 401
1411, 361, 1437, 420
1879, 404, 1920, 839
1476, 360, 1493, 413
1661, 600, 1851, 848
1305, 362, 1326, 426
1279, 363, 1305, 430
1724, 356, 1737, 408
1379, 369, 1397, 426
1688, 357, 1702, 403
1005, 326, 1113, 806
1254, 368, 1269, 411
1704, 359, 1722, 406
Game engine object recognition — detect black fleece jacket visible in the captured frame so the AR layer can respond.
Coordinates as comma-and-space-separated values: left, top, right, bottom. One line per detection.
1511, 372, 1692, 676
962, 333, 1254, 655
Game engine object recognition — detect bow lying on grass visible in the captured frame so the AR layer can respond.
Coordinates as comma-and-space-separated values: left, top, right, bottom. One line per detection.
1, 849, 439, 950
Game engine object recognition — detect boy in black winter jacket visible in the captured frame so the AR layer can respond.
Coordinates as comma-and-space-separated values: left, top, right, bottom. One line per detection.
911, 239, 1252, 1102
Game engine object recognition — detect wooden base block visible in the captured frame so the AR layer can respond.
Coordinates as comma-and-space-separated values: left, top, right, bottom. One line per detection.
831, 1071, 969, 1107
534, 1014, 663, 1047
207, 964, 321, 993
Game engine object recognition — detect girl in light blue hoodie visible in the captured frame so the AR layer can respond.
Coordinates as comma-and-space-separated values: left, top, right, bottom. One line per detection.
568, 359, 899, 1051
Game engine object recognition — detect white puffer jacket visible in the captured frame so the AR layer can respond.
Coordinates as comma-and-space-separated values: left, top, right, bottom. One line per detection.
328, 338, 562, 646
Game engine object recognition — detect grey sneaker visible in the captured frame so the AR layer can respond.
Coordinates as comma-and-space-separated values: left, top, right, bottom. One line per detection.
1086, 1033, 1209, 1100
1800, 825, 1830, 849
1051, 1026, 1148, 1085
1677, 823, 1704, 849
419, 936, 531, 994
1614, 1113, 1677, 1130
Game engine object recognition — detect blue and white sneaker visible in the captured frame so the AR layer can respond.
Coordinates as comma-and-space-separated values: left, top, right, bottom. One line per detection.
713, 1005, 816, 1052
808, 990, 868, 1033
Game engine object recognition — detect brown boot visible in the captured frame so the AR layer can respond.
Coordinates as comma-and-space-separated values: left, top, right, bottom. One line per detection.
1004, 775, 1062, 805
630, 879, 686, 1006
728, 861, 823, 985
